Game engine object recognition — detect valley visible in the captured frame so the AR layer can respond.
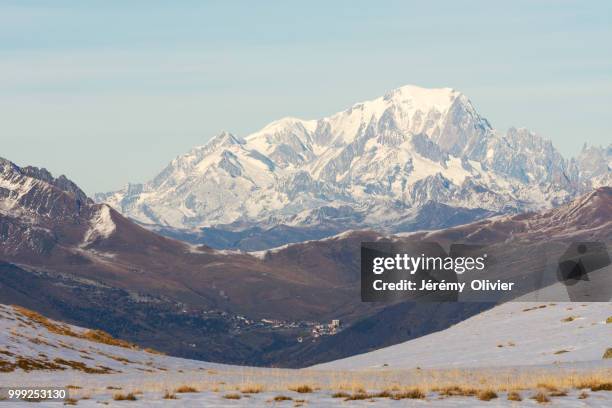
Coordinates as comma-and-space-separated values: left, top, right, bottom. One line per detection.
1, 152, 610, 366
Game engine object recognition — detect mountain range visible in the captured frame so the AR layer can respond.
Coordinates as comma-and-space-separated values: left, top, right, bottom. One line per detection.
97, 85, 612, 250
1, 153, 609, 366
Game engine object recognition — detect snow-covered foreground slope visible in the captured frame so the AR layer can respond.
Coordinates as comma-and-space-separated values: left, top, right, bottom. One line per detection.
315, 302, 612, 370
1, 303, 611, 406
0, 304, 223, 374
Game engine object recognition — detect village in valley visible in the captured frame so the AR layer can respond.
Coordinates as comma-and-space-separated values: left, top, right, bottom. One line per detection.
181, 303, 343, 343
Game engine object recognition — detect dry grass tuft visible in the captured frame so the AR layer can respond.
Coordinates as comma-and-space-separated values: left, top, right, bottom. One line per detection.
223, 393, 241, 400
507, 391, 522, 401
53, 358, 112, 374
9, 357, 65, 372
0, 360, 15, 373
372, 390, 393, 398
175, 385, 198, 393
273, 395, 292, 401
536, 383, 559, 391
522, 305, 547, 312
590, 382, 612, 392
163, 392, 178, 399
337, 388, 425, 401
144, 347, 165, 355
113, 393, 137, 401
63, 398, 79, 405
289, 385, 313, 393
435, 385, 477, 397
81, 329, 135, 349
477, 390, 498, 401
343, 392, 370, 400
531, 392, 550, 404
240, 384, 264, 394
392, 389, 425, 399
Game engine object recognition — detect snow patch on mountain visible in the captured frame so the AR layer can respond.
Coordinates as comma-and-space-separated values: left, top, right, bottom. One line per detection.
81, 205, 116, 247
0, 176, 37, 217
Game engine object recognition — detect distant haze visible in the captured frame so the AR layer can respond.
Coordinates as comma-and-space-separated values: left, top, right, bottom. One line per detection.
1, 1, 610, 194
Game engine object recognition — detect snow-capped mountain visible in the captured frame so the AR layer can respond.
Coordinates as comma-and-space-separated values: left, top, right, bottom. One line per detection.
98, 85, 610, 246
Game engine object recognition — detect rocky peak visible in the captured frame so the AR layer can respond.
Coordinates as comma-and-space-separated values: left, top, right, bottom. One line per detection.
0, 157, 91, 219
205, 131, 245, 151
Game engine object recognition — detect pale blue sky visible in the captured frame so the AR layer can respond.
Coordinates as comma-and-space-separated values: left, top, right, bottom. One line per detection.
1, 1, 610, 194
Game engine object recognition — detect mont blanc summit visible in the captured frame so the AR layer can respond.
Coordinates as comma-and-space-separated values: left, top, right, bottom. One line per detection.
99, 85, 611, 242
